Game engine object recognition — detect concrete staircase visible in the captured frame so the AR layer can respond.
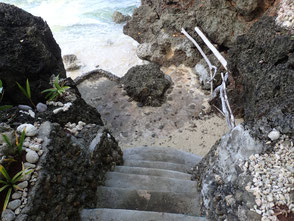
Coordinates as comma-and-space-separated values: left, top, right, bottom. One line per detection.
81, 147, 207, 221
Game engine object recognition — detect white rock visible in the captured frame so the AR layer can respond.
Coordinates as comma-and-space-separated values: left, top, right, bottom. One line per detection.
18, 181, 28, 189
15, 207, 21, 215
26, 151, 39, 163
57, 101, 64, 107
28, 109, 35, 118
268, 129, 280, 141
53, 107, 63, 114
36, 102, 47, 112
12, 192, 22, 200
17, 124, 38, 137
1, 209, 15, 221
29, 144, 41, 151
7, 199, 21, 210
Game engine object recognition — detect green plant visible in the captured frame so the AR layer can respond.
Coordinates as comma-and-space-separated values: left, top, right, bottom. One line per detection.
1, 129, 26, 156
41, 75, 70, 101
0, 80, 12, 111
0, 164, 33, 211
16, 79, 35, 108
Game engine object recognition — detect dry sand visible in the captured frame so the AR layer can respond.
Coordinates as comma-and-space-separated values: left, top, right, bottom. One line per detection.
77, 65, 243, 157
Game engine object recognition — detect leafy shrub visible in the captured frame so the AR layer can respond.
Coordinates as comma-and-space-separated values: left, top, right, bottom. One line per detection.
42, 75, 70, 101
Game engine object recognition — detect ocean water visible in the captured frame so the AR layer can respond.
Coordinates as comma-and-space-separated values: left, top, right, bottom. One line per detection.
2, 0, 142, 77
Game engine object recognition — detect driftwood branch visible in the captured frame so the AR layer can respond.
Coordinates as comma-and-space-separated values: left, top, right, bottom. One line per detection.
182, 27, 236, 130
181, 28, 217, 94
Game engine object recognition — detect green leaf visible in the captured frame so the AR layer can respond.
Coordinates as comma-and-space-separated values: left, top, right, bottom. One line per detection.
0, 165, 11, 182
54, 75, 61, 90
13, 184, 23, 191
0, 184, 10, 192
12, 169, 33, 183
16, 81, 28, 98
1, 134, 13, 149
3, 187, 12, 211
0, 80, 2, 88
0, 180, 8, 185
26, 79, 31, 99
17, 129, 26, 155
0, 184, 9, 192
41, 88, 56, 93
0, 105, 12, 111
48, 93, 58, 101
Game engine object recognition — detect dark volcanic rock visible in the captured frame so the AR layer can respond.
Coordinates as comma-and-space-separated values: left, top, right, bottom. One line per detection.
228, 16, 294, 138
25, 122, 123, 221
192, 124, 265, 221
112, 11, 131, 24
121, 63, 172, 107
0, 3, 65, 106
124, 0, 275, 67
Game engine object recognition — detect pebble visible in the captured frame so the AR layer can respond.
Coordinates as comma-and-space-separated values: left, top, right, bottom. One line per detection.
26, 150, 39, 163
36, 102, 47, 112
29, 143, 41, 151
7, 199, 21, 210
268, 129, 280, 141
18, 181, 28, 189
18, 105, 32, 111
12, 192, 22, 200
15, 207, 21, 215
53, 102, 72, 114
17, 124, 38, 137
241, 136, 294, 220
1, 209, 15, 221
28, 109, 35, 118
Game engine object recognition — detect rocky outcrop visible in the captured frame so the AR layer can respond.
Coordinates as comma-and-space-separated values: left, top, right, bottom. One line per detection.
121, 63, 172, 107
112, 11, 131, 24
0, 3, 65, 105
124, 0, 276, 67
192, 124, 266, 221
228, 16, 294, 138
24, 122, 123, 221
0, 78, 122, 220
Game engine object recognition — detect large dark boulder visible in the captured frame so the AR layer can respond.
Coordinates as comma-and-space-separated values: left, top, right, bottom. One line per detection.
228, 16, 294, 138
0, 3, 65, 106
124, 0, 275, 67
121, 63, 172, 107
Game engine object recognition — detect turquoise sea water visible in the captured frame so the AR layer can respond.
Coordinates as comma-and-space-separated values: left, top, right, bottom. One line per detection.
1, 0, 142, 77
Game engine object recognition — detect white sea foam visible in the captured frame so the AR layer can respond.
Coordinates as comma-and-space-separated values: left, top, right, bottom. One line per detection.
3, 0, 142, 78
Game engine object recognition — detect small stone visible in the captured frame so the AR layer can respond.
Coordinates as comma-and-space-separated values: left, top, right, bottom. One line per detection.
15, 207, 21, 215
53, 107, 63, 114
1, 209, 15, 221
18, 105, 32, 111
76, 125, 83, 131
38, 150, 44, 156
17, 124, 38, 137
26, 151, 39, 163
28, 109, 35, 118
7, 199, 21, 210
12, 192, 22, 200
18, 181, 28, 189
36, 103, 47, 112
57, 101, 63, 107
268, 129, 280, 141
29, 144, 41, 151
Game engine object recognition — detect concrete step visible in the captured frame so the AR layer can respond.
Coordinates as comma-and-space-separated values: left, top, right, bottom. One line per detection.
96, 186, 201, 216
104, 172, 197, 193
123, 160, 191, 173
81, 208, 208, 221
123, 147, 202, 168
114, 166, 192, 180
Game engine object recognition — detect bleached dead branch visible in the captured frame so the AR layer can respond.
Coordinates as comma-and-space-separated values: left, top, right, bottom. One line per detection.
181, 28, 217, 94
182, 27, 235, 129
